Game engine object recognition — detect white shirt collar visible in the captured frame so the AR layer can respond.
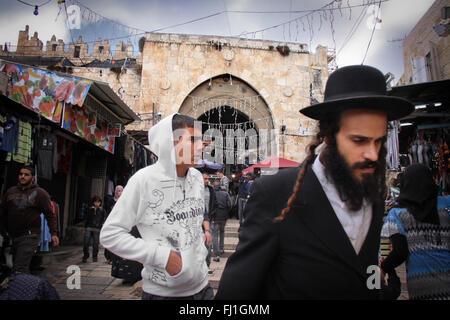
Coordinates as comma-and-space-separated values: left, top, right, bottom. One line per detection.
312, 154, 372, 254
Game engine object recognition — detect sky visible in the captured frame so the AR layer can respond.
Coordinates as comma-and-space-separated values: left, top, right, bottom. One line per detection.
0, 0, 436, 83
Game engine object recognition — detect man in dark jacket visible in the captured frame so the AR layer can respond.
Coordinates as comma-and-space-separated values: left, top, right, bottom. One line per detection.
0, 166, 59, 274
236, 173, 250, 226
212, 181, 232, 262
215, 65, 414, 299
82, 195, 106, 263
202, 173, 217, 272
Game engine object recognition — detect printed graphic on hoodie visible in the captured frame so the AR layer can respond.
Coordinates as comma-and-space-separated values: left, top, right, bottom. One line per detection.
141, 188, 204, 251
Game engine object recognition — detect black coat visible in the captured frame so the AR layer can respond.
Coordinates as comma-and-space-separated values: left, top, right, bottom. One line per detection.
213, 188, 232, 221
215, 165, 384, 300
84, 207, 106, 229
205, 185, 217, 222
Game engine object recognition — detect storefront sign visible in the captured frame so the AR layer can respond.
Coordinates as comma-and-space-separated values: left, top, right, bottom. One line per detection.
0, 62, 92, 124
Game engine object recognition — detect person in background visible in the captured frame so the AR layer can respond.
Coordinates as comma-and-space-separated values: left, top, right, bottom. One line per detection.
236, 173, 250, 226
0, 165, 59, 274
381, 164, 450, 300
104, 186, 123, 264
216, 170, 229, 193
212, 181, 232, 262
202, 173, 217, 274
82, 195, 106, 263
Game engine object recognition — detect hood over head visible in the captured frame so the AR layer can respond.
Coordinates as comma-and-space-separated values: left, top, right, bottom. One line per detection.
147, 113, 178, 177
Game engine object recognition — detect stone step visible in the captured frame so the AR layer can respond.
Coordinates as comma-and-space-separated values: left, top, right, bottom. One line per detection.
224, 231, 239, 238
208, 256, 229, 289
224, 237, 239, 251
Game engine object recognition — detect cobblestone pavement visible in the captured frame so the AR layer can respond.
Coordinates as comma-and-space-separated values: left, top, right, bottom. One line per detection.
36, 218, 409, 300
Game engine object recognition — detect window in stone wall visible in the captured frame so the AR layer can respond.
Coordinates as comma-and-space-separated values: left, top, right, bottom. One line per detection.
52, 44, 57, 52
99, 46, 104, 54
74, 46, 80, 58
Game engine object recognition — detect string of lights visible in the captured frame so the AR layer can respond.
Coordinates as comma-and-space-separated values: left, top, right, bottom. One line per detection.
15, 0, 52, 15
6, 0, 389, 59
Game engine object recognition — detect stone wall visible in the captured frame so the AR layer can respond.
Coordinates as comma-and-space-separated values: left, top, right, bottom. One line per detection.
140, 33, 329, 161
398, 0, 450, 85
0, 26, 332, 162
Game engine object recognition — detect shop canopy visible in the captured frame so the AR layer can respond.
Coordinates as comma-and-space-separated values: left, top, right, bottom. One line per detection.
0, 59, 140, 154
242, 156, 300, 174
88, 80, 140, 125
388, 78, 450, 105
388, 78, 449, 129
196, 159, 223, 174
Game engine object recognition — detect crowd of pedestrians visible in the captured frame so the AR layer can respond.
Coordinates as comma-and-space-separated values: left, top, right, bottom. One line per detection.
0, 65, 448, 300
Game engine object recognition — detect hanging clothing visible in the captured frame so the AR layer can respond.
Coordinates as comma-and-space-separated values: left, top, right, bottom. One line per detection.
56, 135, 72, 173
39, 213, 52, 252
123, 135, 134, 165
0, 113, 19, 154
36, 130, 57, 180
50, 201, 60, 236
6, 120, 32, 164
386, 121, 400, 170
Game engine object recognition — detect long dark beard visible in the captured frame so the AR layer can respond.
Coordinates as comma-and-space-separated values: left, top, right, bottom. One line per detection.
321, 140, 386, 211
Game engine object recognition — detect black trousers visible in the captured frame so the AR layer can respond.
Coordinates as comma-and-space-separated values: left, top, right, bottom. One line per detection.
12, 234, 40, 274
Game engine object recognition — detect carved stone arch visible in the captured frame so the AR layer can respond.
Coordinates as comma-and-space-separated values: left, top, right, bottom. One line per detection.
178, 74, 275, 131
178, 74, 278, 165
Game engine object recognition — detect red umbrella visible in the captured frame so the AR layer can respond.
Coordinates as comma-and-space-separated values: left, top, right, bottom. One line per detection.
242, 156, 300, 174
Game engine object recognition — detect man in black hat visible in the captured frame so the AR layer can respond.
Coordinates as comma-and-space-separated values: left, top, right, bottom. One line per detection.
215, 65, 414, 300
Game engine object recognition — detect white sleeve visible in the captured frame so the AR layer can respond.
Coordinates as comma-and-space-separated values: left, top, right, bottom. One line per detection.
99, 174, 171, 269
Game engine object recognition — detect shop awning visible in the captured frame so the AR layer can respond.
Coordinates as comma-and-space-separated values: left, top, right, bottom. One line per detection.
389, 79, 450, 105
0, 59, 140, 125
242, 156, 300, 174
1, 59, 140, 154
88, 80, 140, 125
388, 79, 449, 124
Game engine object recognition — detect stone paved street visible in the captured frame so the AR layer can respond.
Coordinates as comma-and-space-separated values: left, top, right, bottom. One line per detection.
36, 217, 409, 300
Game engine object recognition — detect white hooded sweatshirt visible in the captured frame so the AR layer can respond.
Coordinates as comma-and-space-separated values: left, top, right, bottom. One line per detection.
100, 114, 208, 297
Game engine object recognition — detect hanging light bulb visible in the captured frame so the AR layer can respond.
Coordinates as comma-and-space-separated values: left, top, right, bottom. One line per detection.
33, 6, 39, 15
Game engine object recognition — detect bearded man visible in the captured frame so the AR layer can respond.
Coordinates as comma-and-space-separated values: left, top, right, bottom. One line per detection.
215, 65, 414, 300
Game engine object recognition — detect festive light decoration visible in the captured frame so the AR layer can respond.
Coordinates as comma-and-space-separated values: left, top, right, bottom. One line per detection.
15, 0, 52, 16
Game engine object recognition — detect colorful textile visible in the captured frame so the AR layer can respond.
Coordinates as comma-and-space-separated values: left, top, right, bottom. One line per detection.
39, 213, 51, 252
0, 114, 19, 154
6, 120, 32, 164
381, 196, 450, 300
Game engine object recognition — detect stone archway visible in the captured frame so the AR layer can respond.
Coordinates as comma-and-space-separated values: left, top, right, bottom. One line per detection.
179, 74, 278, 169
179, 74, 275, 130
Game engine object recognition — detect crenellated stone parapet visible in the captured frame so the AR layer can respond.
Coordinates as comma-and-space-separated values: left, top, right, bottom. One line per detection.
1, 25, 141, 65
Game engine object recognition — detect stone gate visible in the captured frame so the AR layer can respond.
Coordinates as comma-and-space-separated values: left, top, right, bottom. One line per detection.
1, 26, 332, 162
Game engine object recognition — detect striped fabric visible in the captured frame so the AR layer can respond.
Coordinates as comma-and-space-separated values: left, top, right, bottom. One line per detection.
6, 120, 32, 164
381, 196, 450, 300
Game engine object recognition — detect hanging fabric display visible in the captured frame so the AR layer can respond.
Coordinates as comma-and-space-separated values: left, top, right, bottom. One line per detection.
36, 128, 58, 180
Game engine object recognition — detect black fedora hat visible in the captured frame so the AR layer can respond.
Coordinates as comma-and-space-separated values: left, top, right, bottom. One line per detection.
300, 65, 414, 121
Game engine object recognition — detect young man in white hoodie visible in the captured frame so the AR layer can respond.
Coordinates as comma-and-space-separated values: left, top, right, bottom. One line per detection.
100, 114, 213, 300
